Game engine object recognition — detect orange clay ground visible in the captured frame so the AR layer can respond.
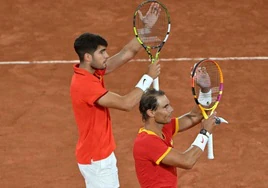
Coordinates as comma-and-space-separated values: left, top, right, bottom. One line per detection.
0, 0, 267, 187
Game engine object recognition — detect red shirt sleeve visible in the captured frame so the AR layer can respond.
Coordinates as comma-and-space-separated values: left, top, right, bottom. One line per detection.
77, 69, 107, 106
134, 134, 172, 165
82, 80, 108, 105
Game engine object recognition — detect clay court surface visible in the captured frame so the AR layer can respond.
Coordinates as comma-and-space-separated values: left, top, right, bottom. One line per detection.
0, 0, 267, 187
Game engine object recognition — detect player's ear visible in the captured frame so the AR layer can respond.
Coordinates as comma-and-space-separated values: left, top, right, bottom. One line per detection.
146, 109, 155, 118
84, 53, 92, 62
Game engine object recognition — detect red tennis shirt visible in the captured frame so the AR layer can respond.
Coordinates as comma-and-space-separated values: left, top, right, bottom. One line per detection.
70, 64, 115, 164
133, 118, 180, 188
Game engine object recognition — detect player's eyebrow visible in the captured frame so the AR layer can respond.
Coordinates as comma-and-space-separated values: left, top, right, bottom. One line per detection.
163, 103, 169, 108
99, 48, 106, 53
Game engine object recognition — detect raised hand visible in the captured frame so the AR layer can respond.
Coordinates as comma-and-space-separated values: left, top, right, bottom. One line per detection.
194, 66, 211, 92
137, 2, 161, 29
147, 59, 160, 79
201, 111, 217, 134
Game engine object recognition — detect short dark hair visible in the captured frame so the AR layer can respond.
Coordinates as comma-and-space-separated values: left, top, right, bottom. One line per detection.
139, 88, 165, 122
74, 32, 108, 62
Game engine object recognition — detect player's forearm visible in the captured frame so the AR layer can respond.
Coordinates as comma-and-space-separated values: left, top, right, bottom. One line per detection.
162, 147, 203, 169
116, 37, 142, 63
188, 105, 204, 124
125, 37, 143, 55
181, 132, 210, 169
114, 74, 153, 111
121, 74, 154, 111
121, 88, 144, 111
181, 146, 203, 169
191, 105, 204, 122
105, 38, 142, 74
178, 106, 203, 132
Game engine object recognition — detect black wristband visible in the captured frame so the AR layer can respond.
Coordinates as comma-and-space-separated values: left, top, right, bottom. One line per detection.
200, 128, 211, 138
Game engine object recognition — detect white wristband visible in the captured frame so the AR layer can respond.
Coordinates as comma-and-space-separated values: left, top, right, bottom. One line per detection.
135, 74, 153, 92
191, 134, 209, 151
198, 90, 212, 106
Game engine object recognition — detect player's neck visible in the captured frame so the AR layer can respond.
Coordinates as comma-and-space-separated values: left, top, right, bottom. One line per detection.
144, 122, 164, 139
79, 63, 94, 74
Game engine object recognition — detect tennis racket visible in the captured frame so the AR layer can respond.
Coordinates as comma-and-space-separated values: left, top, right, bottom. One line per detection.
191, 58, 224, 159
133, 0, 171, 90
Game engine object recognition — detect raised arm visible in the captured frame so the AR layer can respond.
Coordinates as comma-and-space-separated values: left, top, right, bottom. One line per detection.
161, 112, 217, 169
105, 38, 142, 74
97, 60, 160, 111
177, 64, 212, 131
105, 2, 161, 74
177, 105, 203, 132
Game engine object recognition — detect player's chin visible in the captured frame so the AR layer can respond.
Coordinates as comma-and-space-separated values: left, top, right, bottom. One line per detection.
165, 118, 172, 124
98, 65, 106, 70
98, 63, 107, 69
168, 115, 173, 121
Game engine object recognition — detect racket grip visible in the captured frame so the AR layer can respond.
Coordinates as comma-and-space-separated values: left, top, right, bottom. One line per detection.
153, 77, 159, 90
207, 134, 214, 159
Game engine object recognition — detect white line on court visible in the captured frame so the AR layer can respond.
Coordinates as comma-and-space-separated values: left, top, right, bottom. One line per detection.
0, 56, 267, 65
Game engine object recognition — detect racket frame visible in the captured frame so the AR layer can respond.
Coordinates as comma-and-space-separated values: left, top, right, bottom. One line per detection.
133, 0, 171, 90
191, 58, 224, 159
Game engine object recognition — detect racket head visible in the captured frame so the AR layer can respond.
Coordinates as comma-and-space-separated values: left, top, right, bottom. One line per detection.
191, 58, 224, 116
133, 0, 171, 58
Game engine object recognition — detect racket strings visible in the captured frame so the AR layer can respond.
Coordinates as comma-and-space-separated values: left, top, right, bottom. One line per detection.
135, 3, 169, 48
194, 62, 221, 109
